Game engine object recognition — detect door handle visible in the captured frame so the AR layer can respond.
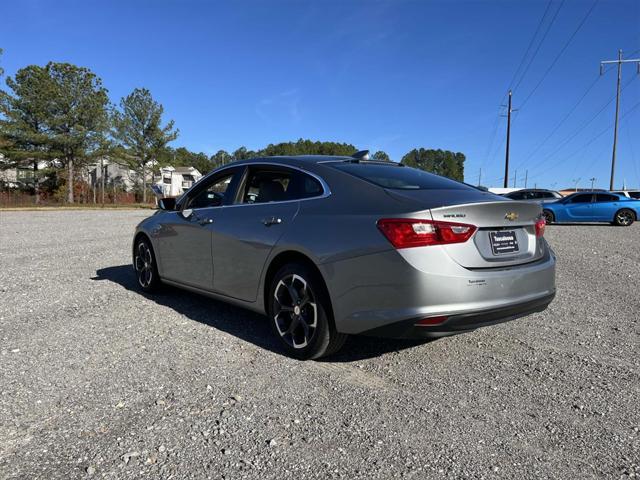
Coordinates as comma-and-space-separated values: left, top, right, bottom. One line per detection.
262, 216, 282, 226
191, 213, 213, 226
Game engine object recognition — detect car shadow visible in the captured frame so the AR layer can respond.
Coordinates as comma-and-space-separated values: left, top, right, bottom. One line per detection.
91, 265, 433, 362
548, 222, 617, 227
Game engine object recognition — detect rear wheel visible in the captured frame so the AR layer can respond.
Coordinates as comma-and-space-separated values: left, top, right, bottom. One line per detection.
133, 237, 161, 292
268, 263, 347, 360
542, 209, 555, 224
613, 209, 635, 226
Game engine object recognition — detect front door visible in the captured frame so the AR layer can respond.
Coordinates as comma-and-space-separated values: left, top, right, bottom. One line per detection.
154, 168, 242, 290
563, 193, 594, 221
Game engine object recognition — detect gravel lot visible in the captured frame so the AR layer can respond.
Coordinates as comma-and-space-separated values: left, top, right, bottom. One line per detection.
0, 209, 639, 479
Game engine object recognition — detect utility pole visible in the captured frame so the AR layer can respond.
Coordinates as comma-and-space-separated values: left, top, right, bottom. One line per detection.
572, 177, 581, 192
100, 157, 105, 206
478, 168, 482, 187
590, 177, 596, 190
524, 170, 528, 189
600, 50, 640, 190
503, 90, 513, 188
513, 169, 517, 188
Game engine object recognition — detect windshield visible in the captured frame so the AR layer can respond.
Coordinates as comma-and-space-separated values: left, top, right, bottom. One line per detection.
329, 163, 475, 191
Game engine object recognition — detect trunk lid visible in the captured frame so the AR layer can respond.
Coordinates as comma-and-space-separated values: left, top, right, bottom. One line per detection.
429, 200, 545, 269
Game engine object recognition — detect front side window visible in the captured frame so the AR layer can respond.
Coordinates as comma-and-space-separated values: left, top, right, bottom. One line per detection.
185, 171, 236, 209
568, 194, 593, 204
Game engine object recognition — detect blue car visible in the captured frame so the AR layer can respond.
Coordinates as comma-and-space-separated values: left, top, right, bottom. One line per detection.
542, 191, 639, 226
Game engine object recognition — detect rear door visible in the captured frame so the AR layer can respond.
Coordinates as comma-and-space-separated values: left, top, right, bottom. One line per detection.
211, 165, 325, 302
593, 193, 621, 220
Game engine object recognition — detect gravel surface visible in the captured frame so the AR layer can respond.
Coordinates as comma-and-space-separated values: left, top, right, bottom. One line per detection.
0, 209, 639, 479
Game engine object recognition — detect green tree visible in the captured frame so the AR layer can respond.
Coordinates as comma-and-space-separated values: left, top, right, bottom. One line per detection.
372, 150, 390, 162
0, 48, 4, 77
232, 146, 257, 161
0, 65, 54, 202
401, 148, 465, 181
112, 88, 178, 202
1, 62, 109, 203
258, 139, 357, 156
211, 149, 232, 167
171, 146, 213, 175
46, 63, 110, 203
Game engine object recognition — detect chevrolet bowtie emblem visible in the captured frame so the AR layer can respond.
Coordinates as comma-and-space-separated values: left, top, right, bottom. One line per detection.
504, 212, 519, 221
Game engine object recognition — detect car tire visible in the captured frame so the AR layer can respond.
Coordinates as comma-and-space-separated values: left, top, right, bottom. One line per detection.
268, 263, 347, 360
613, 209, 635, 226
542, 210, 555, 224
133, 237, 162, 292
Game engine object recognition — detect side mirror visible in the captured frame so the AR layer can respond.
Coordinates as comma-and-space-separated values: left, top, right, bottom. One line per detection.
158, 197, 176, 211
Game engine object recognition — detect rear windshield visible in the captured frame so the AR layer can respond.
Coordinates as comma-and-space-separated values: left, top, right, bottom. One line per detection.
329, 163, 475, 191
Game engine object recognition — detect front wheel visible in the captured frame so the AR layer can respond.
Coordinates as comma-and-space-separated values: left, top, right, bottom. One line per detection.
613, 209, 635, 226
268, 263, 347, 360
133, 237, 162, 292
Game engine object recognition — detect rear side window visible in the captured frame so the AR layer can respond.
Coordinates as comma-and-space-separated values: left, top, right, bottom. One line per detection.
595, 193, 619, 202
506, 191, 524, 200
329, 163, 474, 190
240, 167, 324, 204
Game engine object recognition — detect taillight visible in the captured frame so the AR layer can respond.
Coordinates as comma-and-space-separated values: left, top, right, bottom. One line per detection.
377, 218, 476, 249
535, 218, 546, 238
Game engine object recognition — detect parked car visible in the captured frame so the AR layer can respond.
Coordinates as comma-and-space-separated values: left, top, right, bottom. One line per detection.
611, 190, 640, 200
502, 189, 563, 203
132, 154, 556, 359
542, 191, 639, 226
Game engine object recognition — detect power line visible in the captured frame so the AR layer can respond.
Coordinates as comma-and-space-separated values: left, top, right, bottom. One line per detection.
506, 0, 557, 92
512, 74, 602, 171
529, 100, 640, 181
511, 0, 565, 93
479, 0, 559, 175
519, 0, 599, 109
600, 49, 640, 189
525, 75, 637, 173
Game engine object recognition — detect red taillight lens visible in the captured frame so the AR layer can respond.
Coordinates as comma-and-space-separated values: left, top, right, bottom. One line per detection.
415, 315, 448, 326
535, 218, 546, 238
377, 218, 477, 249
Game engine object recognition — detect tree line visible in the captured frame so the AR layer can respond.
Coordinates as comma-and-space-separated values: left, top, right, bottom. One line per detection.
0, 55, 465, 203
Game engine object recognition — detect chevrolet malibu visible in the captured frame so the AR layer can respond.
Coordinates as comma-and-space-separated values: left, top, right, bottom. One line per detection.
133, 153, 556, 359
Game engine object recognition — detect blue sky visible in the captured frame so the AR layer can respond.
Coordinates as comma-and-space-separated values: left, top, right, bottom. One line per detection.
1, 0, 639, 189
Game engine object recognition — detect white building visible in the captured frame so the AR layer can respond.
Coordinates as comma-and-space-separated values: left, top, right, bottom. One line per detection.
154, 166, 202, 197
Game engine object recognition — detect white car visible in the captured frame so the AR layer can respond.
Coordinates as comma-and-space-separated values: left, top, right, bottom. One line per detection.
612, 190, 640, 200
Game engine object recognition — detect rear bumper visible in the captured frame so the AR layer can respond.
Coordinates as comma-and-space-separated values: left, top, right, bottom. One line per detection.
322, 241, 557, 335
359, 291, 555, 339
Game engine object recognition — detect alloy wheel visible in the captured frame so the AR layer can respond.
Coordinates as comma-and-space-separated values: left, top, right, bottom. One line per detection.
135, 242, 154, 288
273, 274, 318, 349
616, 210, 633, 226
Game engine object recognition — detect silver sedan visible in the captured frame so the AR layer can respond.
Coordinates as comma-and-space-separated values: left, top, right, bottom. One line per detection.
133, 154, 556, 359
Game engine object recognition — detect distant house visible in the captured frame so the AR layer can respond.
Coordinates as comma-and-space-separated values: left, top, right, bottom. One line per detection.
155, 166, 202, 197
89, 160, 138, 192
0, 155, 61, 188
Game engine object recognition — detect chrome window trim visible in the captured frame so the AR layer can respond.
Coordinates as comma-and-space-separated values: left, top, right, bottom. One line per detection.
180, 161, 331, 210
